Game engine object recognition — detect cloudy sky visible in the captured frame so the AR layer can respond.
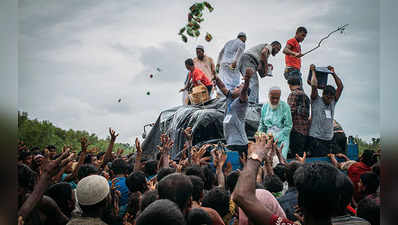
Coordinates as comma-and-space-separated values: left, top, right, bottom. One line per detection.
18, 0, 379, 144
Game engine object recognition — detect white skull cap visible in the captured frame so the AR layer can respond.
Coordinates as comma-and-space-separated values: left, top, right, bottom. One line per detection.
76, 175, 110, 206
269, 86, 281, 93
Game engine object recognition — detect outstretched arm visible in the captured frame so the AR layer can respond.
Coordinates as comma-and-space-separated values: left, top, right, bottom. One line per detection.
102, 128, 119, 166
233, 136, 274, 225
240, 68, 254, 102
214, 75, 230, 96
260, 47, 270, 74
217, 47, 225, 66
310, 64, 319, 100
329, 66, 344, 102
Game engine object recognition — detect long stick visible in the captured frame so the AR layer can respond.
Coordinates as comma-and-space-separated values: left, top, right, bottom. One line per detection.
301, 24, 349, 57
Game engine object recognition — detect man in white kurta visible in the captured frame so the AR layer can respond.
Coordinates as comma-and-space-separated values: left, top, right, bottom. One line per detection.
216, 32, 246, 96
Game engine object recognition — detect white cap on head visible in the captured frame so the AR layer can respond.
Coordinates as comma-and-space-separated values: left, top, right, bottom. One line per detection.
237, 32, 246, 38
76, 175, 110, 206
269, 86, 281, 93
196, 45, 204, 51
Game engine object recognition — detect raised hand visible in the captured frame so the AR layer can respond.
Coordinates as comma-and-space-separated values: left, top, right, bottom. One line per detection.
295, 152, 307, 164
135, 138, 142, 154
109, 128, 119, 142
184, 127, 193, 141
80, 137, 89, 152
44, 150, 74, 177
147, 180, 156, 191
239, 152, 247, 167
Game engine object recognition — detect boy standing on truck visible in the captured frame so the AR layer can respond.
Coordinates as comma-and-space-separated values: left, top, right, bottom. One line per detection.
213, 67, 254, 157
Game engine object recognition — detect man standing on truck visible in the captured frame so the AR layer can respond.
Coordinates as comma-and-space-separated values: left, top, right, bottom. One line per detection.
194, 45, 217, 96
307, 64, 344, 157
216, 32, 247, 97
180, 58, 213, 96
213, 67, 254, 157
239, 41, 282, 104
258, 86, 293, 159
283, 27, 307, 86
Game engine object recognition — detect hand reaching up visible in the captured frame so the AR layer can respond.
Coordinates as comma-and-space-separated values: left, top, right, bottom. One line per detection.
296, 152, 307, 164
109, 128, 119, 142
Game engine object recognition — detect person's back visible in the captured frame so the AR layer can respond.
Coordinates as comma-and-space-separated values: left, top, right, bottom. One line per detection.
221, 39, 244, 64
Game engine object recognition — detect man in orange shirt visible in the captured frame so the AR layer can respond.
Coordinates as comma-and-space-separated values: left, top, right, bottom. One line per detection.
180, 58, 213, 95
283, 27, 307, 86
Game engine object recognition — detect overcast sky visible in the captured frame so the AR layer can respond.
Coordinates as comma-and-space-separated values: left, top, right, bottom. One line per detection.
18, 0, 379, 145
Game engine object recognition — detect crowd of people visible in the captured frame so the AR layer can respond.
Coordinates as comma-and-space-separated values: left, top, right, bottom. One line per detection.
17, 26, 380, 225
17, 125, 380, 225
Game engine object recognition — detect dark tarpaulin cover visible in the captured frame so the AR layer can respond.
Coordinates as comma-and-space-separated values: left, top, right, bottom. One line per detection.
141, 97, 262, 160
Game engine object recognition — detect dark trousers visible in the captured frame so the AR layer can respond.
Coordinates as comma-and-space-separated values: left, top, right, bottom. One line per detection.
333, 132, 347, 154
284, 67, 303, 87
307, 136, 334, 157
227, 145, 248, 158
288, 129, 307, 158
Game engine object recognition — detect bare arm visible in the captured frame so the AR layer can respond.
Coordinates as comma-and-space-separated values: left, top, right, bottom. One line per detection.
310, 64, 319, 100
283, 43, 299, 57
260, 47, 269, 74
329, 66, 344, 102
214, 75, 230, 96
18, 151, 73, 219
209, 57, 217, 79
134, 138, 143, 172
215, 149, 227, 188
102, 128, 119, 166
233, 136, 274, 225
240, 68, 254, 103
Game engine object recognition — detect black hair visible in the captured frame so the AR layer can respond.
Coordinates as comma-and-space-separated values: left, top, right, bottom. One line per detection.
201, 165, 216, 190
185, 58, 194, 67
336, 174, 354, 216
30, 146, 41, 153
372, 163, 380, 177
201, 187, 230, 218
83, 154, 93, 164
296, 26, 308, 34
144, 160, 158, 177
158, 168, 176, 182
17, 163, 37, 192
357, 194, 380, 225
185, 166, 206, 183
187, 208, 212, 225
77, 164, 98, 180
136, 199, 186, 225
97, 152, 105, 160
47, 145, 57, 151
141, 190, 159, 212
361, 150, 376, 167
157, 173, 193, 211
126, 191, 142, 219
287, 161, 302, 187
46, 182, 74, 217
18, 151, 32, 162
263, 174, 283, 193
226, 170, 240, 193
273, 163, 289, 182
126, 171, 148, 194
323, 85, 336, 97
271, 41, 281, 47
111, 158, 129, 175
360, 172, 379, 195
288, 77, 301, 86
294, 162, 341, 219
189, 175, 204, 202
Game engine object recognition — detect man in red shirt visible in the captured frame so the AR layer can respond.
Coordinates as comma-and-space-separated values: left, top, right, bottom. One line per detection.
180, 58, 213, 95
283, 27, 307, 86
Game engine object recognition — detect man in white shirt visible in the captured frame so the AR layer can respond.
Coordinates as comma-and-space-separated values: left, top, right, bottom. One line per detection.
216, 32, 247, 97
239, 41, 282, 104
193, 45, 216, 97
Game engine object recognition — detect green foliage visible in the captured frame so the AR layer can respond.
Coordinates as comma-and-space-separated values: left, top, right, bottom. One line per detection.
354, 136, 380, 155
18, 111, 135, 154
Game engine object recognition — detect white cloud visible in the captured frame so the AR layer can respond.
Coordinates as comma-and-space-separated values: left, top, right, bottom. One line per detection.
19, 0, 379, 143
